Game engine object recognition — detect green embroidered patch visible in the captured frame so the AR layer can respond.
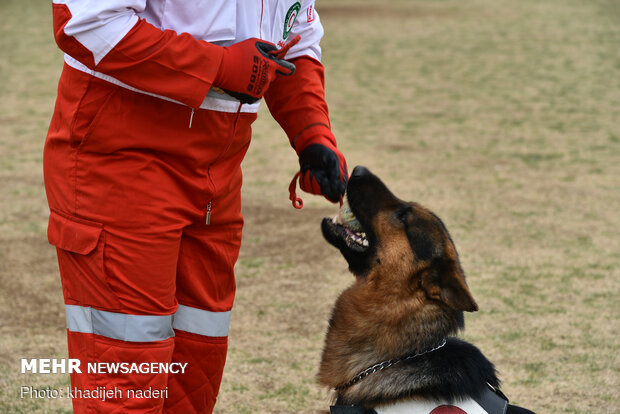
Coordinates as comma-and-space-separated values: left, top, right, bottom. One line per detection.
283, 2, 302, 40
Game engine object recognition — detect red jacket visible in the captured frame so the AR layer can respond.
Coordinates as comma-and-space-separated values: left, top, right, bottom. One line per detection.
52, 0, 332, 142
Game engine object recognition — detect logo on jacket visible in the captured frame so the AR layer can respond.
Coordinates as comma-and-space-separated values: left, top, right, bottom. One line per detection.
283, 2, 302, 39
307, 4, 315, 22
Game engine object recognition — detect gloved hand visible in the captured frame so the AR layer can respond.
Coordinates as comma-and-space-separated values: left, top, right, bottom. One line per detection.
296, 129, 348, 203
213, 38, 296, 104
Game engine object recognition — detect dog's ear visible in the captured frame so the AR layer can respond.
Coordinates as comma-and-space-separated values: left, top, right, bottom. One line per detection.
421, 259, 479, 312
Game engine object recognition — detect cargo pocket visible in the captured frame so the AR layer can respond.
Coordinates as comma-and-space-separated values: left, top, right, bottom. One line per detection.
47, 210, 121, 310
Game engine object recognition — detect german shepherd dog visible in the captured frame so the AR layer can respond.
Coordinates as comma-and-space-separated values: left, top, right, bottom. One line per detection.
319, 166, 535, 414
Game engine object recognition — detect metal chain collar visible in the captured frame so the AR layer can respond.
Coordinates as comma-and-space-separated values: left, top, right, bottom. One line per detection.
335, 338, 448, 391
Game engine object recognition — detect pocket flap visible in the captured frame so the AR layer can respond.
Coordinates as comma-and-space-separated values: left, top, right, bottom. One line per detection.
47, 210, 103, 255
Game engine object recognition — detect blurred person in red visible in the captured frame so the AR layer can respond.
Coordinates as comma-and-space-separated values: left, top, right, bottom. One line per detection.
44, 1, 347, 412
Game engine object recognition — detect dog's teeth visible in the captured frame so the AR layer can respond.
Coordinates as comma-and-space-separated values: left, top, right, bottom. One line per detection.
362, 239, 369, 247
333, 214, 345, 225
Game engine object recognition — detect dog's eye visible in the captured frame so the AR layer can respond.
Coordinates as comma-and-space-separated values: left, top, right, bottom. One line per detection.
395, 207, 411, 224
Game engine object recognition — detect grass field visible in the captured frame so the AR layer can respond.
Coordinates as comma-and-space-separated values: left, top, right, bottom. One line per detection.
1, 0, 619, 413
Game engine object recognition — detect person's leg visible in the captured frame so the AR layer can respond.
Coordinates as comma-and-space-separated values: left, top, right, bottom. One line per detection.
44, 66, 230, 412
164, 220, 239, 413
50, 216, 180, 413
164, 110, 254, 413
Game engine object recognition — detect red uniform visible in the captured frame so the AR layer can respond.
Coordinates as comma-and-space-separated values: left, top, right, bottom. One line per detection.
45, 1, 346, 412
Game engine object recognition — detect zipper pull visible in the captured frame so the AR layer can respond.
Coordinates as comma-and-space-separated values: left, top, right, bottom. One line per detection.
206, 201, 212, 225
189, 108, 195, 128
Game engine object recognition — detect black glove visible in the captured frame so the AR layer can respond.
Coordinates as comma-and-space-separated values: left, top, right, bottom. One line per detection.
298, 143, 348, 203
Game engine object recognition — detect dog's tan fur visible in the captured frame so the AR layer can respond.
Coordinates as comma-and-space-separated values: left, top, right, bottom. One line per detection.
319, 198, 477, 403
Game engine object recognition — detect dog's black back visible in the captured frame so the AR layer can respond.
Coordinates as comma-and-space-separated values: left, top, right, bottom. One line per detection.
333, 338, 534, 413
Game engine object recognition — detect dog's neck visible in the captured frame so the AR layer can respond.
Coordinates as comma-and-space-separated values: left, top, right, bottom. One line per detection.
335, 338, 448, 391
332, 338, 500, 408
318, 285, 465, 394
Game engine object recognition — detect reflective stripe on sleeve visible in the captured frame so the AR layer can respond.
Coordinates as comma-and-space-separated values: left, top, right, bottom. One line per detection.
172, 304, 231, 337
65, 305, 174, 342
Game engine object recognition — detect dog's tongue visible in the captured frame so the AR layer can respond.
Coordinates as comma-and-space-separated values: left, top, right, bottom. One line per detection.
333, 197, 363, 232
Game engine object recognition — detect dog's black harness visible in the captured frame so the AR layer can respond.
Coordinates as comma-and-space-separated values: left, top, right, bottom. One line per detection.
330, 338, 509, 414
330, 405, 374, 414
330, 382, 509, 413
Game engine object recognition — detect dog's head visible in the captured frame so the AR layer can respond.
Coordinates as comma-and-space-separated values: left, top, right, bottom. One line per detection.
319, 166, 478, 391
322, 166, 478, 312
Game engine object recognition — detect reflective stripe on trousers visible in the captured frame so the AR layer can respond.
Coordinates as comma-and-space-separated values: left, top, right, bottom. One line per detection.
65, 304, 231, 341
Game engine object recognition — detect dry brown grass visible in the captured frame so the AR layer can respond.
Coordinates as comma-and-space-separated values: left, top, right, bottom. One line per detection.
1, 0, 619, 413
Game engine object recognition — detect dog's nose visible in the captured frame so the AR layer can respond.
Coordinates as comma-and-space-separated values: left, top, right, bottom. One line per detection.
351, 166, 371, 178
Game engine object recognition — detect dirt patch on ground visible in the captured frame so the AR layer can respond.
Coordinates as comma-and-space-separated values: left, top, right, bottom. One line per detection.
240, 201, 336, 263
0, 237, 64, 342
318, 3, 473, 20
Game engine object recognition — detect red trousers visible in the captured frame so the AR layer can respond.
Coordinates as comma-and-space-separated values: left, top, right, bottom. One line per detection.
44, 64, 257, 413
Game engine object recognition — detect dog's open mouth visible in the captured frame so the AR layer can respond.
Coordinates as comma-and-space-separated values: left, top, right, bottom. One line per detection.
326, 196, 369, 251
